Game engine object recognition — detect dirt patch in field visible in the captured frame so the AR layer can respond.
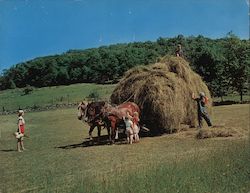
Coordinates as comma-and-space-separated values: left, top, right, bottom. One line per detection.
111, 56, 212, 134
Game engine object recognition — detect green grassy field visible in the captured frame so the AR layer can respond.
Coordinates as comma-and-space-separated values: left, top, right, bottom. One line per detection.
1, 83, 248, 113
0, 104, 249, 193
0, 83, 115, 112
213, 94, 250, 103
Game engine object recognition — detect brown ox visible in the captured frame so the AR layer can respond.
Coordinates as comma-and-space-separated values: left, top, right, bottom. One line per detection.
78, 101, 110, 143
78, 101, 141, 144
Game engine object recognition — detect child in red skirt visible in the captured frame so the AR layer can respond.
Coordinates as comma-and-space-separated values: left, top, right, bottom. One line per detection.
132, 112, 140, 142
16, 110, 26, 152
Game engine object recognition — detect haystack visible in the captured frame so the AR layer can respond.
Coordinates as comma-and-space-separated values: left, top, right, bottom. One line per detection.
110, 56, 212, 134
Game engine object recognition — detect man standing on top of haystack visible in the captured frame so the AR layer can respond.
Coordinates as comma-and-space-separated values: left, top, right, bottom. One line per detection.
176, 44, 184, 57
192, 92, 212, 128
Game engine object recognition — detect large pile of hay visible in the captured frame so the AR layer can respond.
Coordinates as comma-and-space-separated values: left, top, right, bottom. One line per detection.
110, 56, 212, 134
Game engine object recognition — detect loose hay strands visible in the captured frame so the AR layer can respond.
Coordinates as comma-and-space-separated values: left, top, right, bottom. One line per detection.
196, 126, 246, 139
111, 56, 212, 134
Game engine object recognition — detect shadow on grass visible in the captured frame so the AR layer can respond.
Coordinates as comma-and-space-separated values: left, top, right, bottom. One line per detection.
56, 129, 157, 150
213, 100, 250, 106
1, 149, 16, 152
56, 135, 128, 149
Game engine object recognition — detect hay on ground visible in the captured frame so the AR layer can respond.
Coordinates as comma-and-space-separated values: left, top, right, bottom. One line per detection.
111, 56, 212, 134
196, 126, 246, 139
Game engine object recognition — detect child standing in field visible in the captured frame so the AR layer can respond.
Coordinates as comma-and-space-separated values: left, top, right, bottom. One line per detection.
123, 112, 134, 144
132, 112, 140, 142
16, 110, 26, 152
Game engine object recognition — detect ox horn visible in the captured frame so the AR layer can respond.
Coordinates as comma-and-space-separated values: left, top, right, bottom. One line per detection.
140, 126, 150, 132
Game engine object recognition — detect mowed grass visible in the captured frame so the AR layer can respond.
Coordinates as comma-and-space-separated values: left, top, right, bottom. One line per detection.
0, 104, 249, 193
0, 83, 115, 111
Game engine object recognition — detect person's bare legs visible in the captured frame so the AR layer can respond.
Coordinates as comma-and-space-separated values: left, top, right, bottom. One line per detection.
126, 133, 130, 144
130, 134, 133, 144
20, 140, 25, 150
17, 140, 22, 152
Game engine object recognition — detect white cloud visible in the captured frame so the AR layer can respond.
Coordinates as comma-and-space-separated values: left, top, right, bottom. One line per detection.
246, 0, 249, 6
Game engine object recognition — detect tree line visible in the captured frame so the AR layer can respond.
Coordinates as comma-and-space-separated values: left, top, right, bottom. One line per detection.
0, 33, 249, 101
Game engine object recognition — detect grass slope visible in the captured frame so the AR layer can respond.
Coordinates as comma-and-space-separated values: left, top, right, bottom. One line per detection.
0, 82, 248, 113
0, 83, 115, 112
0, 104, 249, 193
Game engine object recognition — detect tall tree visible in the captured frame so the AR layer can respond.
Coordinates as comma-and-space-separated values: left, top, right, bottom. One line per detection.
223, 33, 250, 102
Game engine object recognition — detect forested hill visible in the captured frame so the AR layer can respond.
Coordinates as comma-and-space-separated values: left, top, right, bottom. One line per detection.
0, 34, 249, 99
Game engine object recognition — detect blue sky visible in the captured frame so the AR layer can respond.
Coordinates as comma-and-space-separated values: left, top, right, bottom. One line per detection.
0, 0, 249, 73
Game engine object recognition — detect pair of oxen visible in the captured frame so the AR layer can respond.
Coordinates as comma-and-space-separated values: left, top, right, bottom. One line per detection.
77, 101, 140, 144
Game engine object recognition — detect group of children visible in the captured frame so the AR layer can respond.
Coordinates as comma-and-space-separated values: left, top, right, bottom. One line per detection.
123, 111, 140, 144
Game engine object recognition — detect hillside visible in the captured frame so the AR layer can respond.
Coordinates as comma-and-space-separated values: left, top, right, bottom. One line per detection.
1, 34, 249, 101
0, 83, 115, 112
1, 81, 249, 114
